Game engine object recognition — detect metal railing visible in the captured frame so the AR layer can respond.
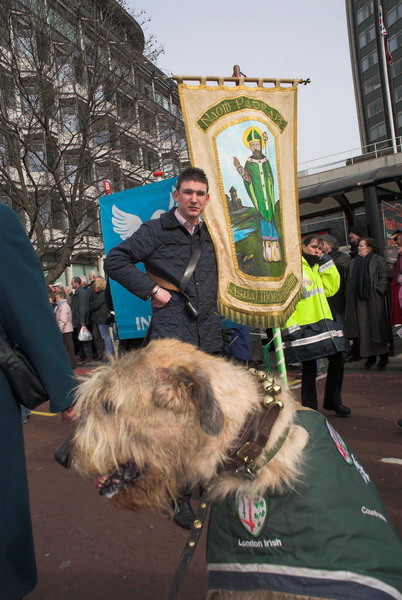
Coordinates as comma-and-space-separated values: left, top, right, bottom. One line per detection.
297, 136, 402, 177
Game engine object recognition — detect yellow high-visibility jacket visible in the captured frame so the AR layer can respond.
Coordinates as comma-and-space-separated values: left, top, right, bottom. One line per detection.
282, 254, 348, 363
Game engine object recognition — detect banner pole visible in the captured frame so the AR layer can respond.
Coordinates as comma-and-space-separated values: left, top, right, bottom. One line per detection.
272, 327, 288, 387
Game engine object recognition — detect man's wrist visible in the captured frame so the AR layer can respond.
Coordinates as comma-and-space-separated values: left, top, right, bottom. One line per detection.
150, 286, 161, 298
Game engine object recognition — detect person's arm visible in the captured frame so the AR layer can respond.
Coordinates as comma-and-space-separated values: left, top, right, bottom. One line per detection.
89, 294, 104, 312
318, 254, 340, 297
58, 304, 69, 333
0, 206, 77, 416
376, 256, 390, 295
104, 222, 160, 300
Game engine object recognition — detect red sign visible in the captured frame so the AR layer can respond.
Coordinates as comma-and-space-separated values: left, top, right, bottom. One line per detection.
103, 180, 112, 194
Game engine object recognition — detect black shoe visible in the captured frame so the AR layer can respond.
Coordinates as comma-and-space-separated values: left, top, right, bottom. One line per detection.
323, 403, 351, 417
172, 498, 196, 530
377, 358, 389, 370
364, 356, 376, 369
396, 419, 402, 430
345, 354, 361, 363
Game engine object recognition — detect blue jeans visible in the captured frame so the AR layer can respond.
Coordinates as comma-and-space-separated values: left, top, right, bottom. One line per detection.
98, 324, 114, 357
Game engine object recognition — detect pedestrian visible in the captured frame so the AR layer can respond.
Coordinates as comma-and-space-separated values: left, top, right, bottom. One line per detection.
345, 237, 390, 370
321, 234, 350, 328
71, 276, 93, 364
282, 234, 350, 416
104, 166, 222, 528
389, 232, 402, 326
0, 204, 76, 600
54, 290, 76, 369
89, 277, 115, 359
348, 225, 367, 258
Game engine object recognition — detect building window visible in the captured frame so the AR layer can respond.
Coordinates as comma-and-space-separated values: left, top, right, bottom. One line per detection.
367, 97, 383, 117
369, 122, 386, 141
388, 2, 402, 26
120, 136, 139, 164
116, 93, 134, 120
357, 1, 373, 25
389, 31, 402, 53
56, 55, 74, 83
143, 147, 159, 171
364, 73, 381, 94
16, 27, 34, 58
139, 107, 157, 137
395, 84, 402, 103
392, 56, 402, 76
359, 25, 375, 49
21, 87, 40, 113
397, 111, 402, 128
28, 143, 46, 171
362, 50, 378, 72
60, 106, 79, 133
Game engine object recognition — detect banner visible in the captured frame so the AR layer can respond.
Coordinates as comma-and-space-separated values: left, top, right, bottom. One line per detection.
99, 177, 177, 339
178, 83, 302, 327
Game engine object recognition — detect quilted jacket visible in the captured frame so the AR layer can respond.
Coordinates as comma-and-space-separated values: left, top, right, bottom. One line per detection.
104, 208, 223, 353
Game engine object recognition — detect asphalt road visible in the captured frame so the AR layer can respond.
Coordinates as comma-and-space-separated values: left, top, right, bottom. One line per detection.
24, 365, 402, 600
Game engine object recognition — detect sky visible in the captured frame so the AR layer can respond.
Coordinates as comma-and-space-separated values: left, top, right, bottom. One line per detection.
126, 0, 361, 167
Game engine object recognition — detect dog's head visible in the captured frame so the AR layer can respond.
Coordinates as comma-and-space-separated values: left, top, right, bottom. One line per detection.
62, 339, 227, 514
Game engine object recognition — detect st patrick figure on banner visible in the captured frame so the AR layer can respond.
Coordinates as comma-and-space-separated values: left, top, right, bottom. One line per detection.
233, 126, 281, 264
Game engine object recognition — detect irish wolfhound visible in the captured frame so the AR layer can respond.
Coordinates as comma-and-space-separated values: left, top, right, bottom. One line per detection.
61, 338, 402, 600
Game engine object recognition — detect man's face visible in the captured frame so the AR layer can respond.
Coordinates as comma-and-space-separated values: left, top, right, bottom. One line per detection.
303, 239, 322, 256
349, 233, 360, 244
322, 241, 332, 254
174, 179, 209, 224
249, 140, 262, 157
71, 280, 79, 290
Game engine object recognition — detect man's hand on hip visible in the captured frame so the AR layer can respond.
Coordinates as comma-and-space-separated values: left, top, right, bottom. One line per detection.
151, 287, 171, 308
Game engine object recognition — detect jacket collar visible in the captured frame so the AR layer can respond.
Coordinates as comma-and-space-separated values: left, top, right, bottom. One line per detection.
160, 207, 182, 229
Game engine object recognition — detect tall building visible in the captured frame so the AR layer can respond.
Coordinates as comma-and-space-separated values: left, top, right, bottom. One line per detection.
0, 0, 188, 281
346, 0, 402, 151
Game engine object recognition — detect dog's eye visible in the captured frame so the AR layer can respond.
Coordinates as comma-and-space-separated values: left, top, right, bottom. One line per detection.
102, 398, 114, 413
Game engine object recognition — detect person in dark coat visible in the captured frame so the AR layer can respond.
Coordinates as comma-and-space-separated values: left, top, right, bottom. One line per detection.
389, 232, 402, 326
71, 276, 93, 363
348, 225, 368, 258
104, 166, 223, 529
104, 167, 222, 354
0, 204, 76, 600
345, 237, 390, 370
321, 234, 350, 329
89, 277, 115, 359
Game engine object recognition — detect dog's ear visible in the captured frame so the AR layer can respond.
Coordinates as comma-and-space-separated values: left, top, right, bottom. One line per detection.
154, 366, 223, 437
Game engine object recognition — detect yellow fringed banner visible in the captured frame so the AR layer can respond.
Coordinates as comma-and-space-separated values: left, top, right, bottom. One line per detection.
178, 81, 302, 328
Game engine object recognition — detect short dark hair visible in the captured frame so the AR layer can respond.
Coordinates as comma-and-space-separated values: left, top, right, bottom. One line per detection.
360, 236, 379, 253
55, 290, 66, 299
321, 234, 339, 251
72, 276, 81, 285
176, 167, 209, 193
302, 234, 323, 248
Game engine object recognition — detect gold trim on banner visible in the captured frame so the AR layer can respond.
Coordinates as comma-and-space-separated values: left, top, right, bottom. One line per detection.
177, 83, 302, 328
211, 116, 287, 282
173, 76, 310, 86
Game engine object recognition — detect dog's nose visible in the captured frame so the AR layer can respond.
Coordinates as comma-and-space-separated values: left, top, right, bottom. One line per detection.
54, 432, 74, 469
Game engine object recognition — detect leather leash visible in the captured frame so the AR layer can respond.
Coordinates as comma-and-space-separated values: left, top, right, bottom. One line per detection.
167, 493, 209, 600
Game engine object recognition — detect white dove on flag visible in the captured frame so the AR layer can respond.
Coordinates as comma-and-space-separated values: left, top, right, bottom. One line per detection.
111, 205, 142, 240
111, 185, 177, 240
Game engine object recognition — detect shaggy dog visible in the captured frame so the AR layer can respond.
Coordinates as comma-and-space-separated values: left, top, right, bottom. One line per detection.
60, 339, 402, 600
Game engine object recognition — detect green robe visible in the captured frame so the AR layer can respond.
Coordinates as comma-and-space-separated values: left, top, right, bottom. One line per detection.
244, 157, 276, 224
207, 410, 402, 599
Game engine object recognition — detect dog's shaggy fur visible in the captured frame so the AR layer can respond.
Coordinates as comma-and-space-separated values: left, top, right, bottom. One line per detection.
71, 338, 307, 515
66, 339, 402, 600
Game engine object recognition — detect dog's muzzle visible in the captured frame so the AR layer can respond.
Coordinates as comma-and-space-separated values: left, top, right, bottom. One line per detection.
54, 432, 75, 469
95, 463, 141, 497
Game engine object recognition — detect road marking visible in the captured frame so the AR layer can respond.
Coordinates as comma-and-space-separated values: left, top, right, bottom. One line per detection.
31, 411, 57, 417
380, 458, 402, 465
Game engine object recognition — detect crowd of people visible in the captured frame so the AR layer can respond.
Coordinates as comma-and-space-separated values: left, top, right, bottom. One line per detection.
47, 272, 115, 369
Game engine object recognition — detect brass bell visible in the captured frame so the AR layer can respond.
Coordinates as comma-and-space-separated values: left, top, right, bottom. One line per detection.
193, 520, 203, 529
248, 367, 257, 375
188, 541, 195, 547
262, 380, 274, 392
275, 400, 284, 410
266, 376, 274, 385
262, 394, 275, 407
272, 384, 282, 395
257, 370, 267, 380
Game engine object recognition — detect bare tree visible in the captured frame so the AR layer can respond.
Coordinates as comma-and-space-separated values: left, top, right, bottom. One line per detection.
0, 0, 186, 282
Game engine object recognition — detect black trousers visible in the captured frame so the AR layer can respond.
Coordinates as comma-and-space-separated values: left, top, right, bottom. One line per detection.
301, 351, 345, 411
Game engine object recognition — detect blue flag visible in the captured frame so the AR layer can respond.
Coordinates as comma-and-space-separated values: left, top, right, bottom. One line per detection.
99, 177, 178, 339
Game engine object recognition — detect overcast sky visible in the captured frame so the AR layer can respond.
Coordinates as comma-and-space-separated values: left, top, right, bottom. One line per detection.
127, 0, 361, 167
